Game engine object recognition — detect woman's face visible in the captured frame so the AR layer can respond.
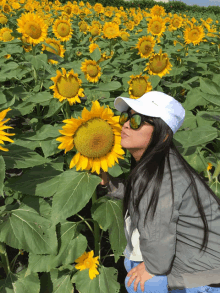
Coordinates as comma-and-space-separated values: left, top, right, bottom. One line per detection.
120, 109, 154, 162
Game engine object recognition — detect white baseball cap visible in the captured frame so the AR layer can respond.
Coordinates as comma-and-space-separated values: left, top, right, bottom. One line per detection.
114, 91, 185, 134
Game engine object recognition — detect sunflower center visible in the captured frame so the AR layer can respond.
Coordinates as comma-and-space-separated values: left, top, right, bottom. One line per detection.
151, 21, 162, 34
24, 21, 42, 39
84, 259, 93, 268
80, 23, 87, 32
74, 118, 114, 158
57, 22, 70, 37
150, 55, 167, 73
105, 27, 116, 37
0, 15, 7, 24
173, 19, 180, 27
91, 26, 99, 36
132, 78, 148, 97
121, 33, 128, 41
56, 75, 79, 98
188, 29, 199, 41
87, 64, 98, 77
65, 7, 72, 15
140, 40, 152, 55
46, 42, 60, 55
2, 31, 12, 41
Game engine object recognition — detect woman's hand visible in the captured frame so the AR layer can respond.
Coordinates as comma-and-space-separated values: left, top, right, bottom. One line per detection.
127, 262, 155, 292
98, 170, 109, 186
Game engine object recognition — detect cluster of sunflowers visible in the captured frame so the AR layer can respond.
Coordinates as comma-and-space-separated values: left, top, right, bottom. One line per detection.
0, 0, 219, 176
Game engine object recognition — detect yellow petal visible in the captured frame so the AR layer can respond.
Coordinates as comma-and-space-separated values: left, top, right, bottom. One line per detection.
100, 157, 108, 172
69, 152, 81, 169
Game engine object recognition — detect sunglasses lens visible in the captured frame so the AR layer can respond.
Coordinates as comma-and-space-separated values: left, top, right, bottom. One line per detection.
130, 114, 142, 129
119, 112, 129, 125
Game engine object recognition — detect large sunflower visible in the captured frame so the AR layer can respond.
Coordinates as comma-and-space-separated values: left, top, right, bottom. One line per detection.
0, 108, 15, 152
52, 18, 73, 42
136, 35, 155, 58
17, 12, 48, 45
144, 49, 172, 78
184, 25, 205, 46
56, 100, 125, 174
50, 68, 84, 105
103, 22, 120, 39
128, 74, 153, 99
41, 38, 65, 64
148, 15, 166, 38
81, 60, 102, 83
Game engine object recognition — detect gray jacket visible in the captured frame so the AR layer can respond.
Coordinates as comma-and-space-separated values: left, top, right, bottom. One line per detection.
105, 149, 220, 290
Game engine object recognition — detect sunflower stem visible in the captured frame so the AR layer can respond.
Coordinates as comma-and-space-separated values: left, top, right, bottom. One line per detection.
109, 39, 112, 55
0, 242, 10, 276
92, 190, 100, 257
65, 101, 71, 119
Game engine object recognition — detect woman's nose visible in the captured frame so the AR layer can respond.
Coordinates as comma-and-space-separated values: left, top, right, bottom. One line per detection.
123, 119, 130, 128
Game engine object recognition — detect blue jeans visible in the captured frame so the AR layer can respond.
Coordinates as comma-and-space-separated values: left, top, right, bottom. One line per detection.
124, 257, 220, 293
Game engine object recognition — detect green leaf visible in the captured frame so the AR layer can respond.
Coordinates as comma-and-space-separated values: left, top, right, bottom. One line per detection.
182, 88, 208, 110
108, 163, 123, 177
174, 126, 218, 148
0, 91, 7, 104
183, 148, 207, 173
72, 266, 120, 293
0, 203, 58, 254
28, 92, 53, 104
27, 223, 87, 273
50, 269, 73, 293
200, 77, 220, 96
200, 92, 220, 107
94, 81, 121, 92
25, 124, 62, 140
3, 144, 50, 169
39, 138, 60, 158
51, 169, 101, 225
44, 98, 63, 118
92, 197, 127, 262
5, 165, 62, 197
209, 177, 220, 198
179, 110, 197, 130
0, 156, 5, 196
0, 269, 40, 293
90, 47, 101, 62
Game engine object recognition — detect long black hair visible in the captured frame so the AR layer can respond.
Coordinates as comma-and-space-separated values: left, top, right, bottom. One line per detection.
123, 107, 220, 253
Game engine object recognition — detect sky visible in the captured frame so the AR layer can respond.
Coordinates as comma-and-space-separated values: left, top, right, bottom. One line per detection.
175, 0, 220, 7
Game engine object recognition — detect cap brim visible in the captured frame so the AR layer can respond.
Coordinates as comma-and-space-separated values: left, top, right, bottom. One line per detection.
114, 96, 143, 113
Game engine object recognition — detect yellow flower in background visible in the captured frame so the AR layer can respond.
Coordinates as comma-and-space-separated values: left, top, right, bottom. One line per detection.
103, 22, 120, 39
136, 35, 155, 58
207, 163, 213, 171
91, 20, 102, 29
3, 4, 11, 14
4, 54, 11, 59
144, 49, 172, 78
75, 251, 99, 280
120, 30, 130, 41
94, 3, 104, 14
81, 59, 102, 83
0, 108, 15, 152
184, 25, 205, 46
169, 14, 183, 30
89, 25, 100, 37
17, 12, 48, 45
148, 15, 166, 38
128, 74, 153, 99
125, 20, 135, 31
89, 42, 101, 53
79, 20, 88, 33
72, 4, 80, 15
56, 100, 125, 174
150, 5, 166, 17
12, 2, 20, 10
41, 38, 65, 64
53, 18, 73, 42
0, 27, 14, 42
50, 68, 84, 106
0, 13, 7, 25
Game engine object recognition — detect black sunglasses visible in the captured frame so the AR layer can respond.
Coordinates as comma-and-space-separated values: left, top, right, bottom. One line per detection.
119, 110, 155, 130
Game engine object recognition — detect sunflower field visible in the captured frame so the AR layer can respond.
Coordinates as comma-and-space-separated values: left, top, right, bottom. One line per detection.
0, 0, 220, 292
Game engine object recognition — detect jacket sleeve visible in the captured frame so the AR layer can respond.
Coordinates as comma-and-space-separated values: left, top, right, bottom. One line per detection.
104, 174, 125, 200
138, 176, 182, 275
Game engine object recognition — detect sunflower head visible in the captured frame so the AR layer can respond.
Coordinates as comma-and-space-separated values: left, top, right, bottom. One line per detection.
136, 36, 155, 58
52, 18, 73, 42
103, 22, 120, 39
0, 14, 8, 24
0, 28, 14, 42
128, 74, 153, 99
81, 59, 102, 83
42, 38, 65, 64
56, 100, 125, 174
148, 15, 166, 37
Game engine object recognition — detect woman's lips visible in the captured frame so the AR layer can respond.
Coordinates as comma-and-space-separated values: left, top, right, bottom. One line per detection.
121, 131, 129, 138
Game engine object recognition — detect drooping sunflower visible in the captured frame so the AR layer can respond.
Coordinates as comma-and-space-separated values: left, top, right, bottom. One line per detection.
81, 60, 102, 83
0, 108, 15, 152
148, 15, 166, 38
75, 251, 99, 280
144, 49, 172, 78
103, 22, 120, 39
150, 5, 166, 17
183, 25, 205, 46
136, 36, 156, 58
0, 28, 14, 42
17, 12, 48, 45
128, 74, 153, 99
56, 100, 125, 174
50, 68, 84, 106
41, 38, 65, 64
52, 18, 73, 42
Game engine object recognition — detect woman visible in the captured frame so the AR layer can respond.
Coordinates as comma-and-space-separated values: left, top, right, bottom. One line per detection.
99, 91, 220, 293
